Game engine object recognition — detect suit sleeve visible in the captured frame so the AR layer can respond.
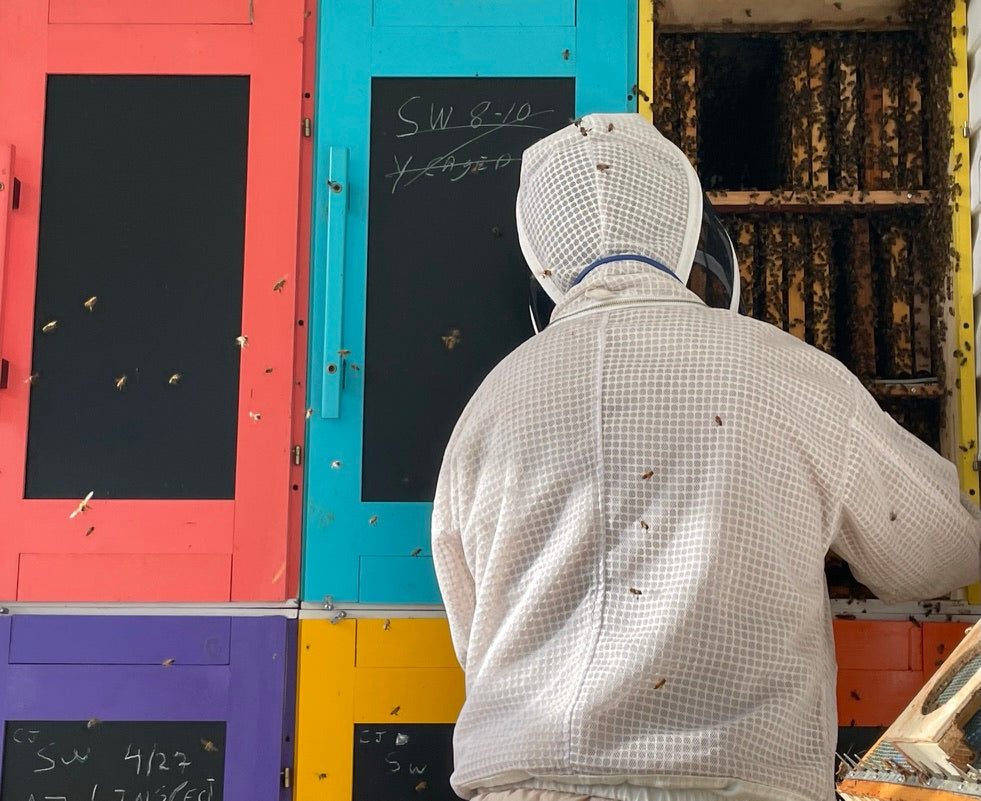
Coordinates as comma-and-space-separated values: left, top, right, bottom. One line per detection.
830, 385, 981, 603
432, 454, 475, 671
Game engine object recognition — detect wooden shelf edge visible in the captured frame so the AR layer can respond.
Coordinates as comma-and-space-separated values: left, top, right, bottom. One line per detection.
708, 189, 931, 214
867, 380, 944, 399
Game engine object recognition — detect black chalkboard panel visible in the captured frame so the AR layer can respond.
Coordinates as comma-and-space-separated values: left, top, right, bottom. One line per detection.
352, 723, 458, 801
26, 75, 249, 499
1, 721, 226, 801
363, 77, 575, 502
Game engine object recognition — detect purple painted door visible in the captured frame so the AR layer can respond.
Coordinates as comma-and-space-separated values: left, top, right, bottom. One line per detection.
0, 615, 294, 801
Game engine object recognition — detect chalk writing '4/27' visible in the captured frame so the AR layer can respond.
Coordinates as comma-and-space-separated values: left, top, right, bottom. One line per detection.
124, 744, 192, 777
386, 98, 554, 193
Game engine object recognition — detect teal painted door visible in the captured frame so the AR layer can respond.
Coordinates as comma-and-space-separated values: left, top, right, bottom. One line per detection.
304, 0, 637, 603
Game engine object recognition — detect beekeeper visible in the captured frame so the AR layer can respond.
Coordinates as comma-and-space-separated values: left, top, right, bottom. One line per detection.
431, 112, 980, 801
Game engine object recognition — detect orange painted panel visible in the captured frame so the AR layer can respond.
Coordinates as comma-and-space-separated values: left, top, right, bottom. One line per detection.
0, 3, 305, 601
922, 621, 974, 679
49, 0, 251, 25
17, 553, 231, 601
836, 668, 926, 727
833, 620, 921, 671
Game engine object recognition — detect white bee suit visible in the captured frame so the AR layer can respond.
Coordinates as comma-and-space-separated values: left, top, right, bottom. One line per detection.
431, 114, 981, 801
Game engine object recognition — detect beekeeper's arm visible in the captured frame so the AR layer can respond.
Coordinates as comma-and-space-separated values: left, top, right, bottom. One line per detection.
432, 454, 475, 670
830, 384, 981, 603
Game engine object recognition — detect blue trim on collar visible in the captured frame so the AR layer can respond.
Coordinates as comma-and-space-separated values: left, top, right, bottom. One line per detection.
571, 254, 681, 287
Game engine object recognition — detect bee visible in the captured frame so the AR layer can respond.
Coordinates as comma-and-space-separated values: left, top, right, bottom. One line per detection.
115, 374, 128, 391
84, 526, 95, 537
70, 491, 94, 519
41, 320, 58, 334
162, 658, 176, 667
168, 373, 182, 386
24, 373, 39, 385
249, 411, 262, 421
889, 511, 897, 521
83, 296, 98, 312
641, 470, 654, 480
200, 739, 219, 753
350, 363, 361, 372
561, 49, 570, 61
331, 460, 342, 469
390, 706, 400, 716
369, 515, 378, 526
850, 690, 860, 701
595, 163, 610, 172
306, 408, 314, 419
415, 782, 428, 793
908, 615, 921, 628
410, 547, 422, 557
442, 329, 461, 350
639, 520, 649, 530
87, 718, 102, 729
542, 269, 552, 279
654, 678, 666, 690
579, 127, 589, 137
383, 619, 391, 631
714, 416, 723, 426
629, 587, 642, 595
235, 335, 249, 349
264, 367, 274, 374
273, 277, 287, 292
607, 123, 615, 132
338, 349, 351, 357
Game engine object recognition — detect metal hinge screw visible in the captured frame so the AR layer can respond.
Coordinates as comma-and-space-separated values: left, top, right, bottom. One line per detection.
282, 767, 291, 789
303, 117, 312, 138
294, 444, 302, 465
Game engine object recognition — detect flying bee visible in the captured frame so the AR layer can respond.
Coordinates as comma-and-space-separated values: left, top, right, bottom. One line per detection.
70, 491, 94, 519
383, 619, 391, 631
410, 547, 422, 557
306, 407, 314, 419
369, 515, 378, 525
331, 460, 342, 469
442, 329, 461, 350
641, 470, 654, 480
654, 678, 666, 690
249, 411, 262, 421
115, 374, 128, 391
168, 373, 182, 386
41, 320, 58, 334
338, 349, 351, 357
84, 526, 95, 537
273, 277, 287, 292
83, 296, 98, 312
235, 335, 249, 349
162, 658, 175, 667
200, 739, 219, 753
850, 690, 860, 701
24, 373, 39, 386
390, 706, 401, 716
87, 718, 101, 729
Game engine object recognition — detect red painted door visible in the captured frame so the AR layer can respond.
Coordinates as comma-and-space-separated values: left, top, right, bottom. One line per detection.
0, 0, 304, 601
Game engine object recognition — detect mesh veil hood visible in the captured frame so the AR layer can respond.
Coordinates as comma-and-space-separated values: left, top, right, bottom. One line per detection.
516, 113, 704, 303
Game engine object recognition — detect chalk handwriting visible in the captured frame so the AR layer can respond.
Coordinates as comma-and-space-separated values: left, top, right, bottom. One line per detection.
384, 752, 429, 775
386, 98, 553, 193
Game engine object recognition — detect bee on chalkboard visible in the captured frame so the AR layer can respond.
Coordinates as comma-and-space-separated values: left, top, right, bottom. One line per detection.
41, 320, 58, 334
115, 374, 128, 391
83, 296, 98, 312
200, 738, 220, 753
415, 782, 428, 793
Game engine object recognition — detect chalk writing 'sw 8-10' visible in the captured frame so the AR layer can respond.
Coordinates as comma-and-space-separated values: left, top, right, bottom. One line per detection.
386, 98, 554, 193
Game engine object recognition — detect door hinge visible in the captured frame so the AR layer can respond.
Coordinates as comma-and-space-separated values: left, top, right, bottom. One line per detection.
281, 767, 291, 789
293, 445, 302, 465
302, 117, 312, 138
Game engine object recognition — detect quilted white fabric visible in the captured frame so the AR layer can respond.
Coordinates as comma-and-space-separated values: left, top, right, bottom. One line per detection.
432, 115, 981, 801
